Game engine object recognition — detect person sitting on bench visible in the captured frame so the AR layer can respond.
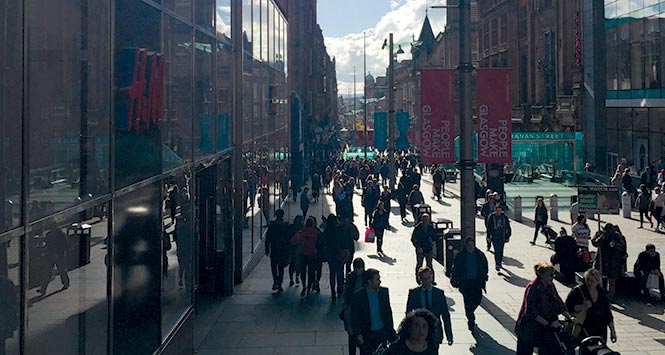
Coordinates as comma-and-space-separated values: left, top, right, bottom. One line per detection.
634, 243, 665, 302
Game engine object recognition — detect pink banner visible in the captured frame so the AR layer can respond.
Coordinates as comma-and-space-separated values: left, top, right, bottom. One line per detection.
419, 68, 455, 164
477, 68, 512, 164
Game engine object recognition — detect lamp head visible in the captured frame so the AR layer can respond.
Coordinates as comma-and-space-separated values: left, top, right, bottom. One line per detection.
381, 39, 388, 50
396, 45, 405, 55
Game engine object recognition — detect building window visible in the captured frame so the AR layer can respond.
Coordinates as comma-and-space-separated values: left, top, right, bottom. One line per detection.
500, 13, 508, 45
518, 7, 526, 40
491, 19, 498, 50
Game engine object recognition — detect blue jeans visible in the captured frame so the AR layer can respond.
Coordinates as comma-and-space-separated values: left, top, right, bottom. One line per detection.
492, 234, 505, 268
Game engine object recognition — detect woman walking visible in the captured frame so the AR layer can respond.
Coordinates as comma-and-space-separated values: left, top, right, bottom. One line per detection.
636, 184, 653, 229
565, 268, 617, 343
515, 262, 576, 355
371, 201, 390, 254
290, 216, 322, 297
531, 198, 549, 245
287, 215, 304, 286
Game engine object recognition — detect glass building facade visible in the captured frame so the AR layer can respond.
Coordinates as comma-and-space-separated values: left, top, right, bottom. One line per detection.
604, 0, 665, 175
0, 0, 288, 354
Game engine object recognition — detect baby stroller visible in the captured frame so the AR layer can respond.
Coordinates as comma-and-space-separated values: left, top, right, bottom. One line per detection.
554, 319, 621, 355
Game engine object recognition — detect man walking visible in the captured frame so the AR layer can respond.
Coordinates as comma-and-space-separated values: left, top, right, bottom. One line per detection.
410, 213, 438, 285
350, 269, 396, 355
300, 187, 311, 217
486, 205, 511, 271
451, 238, 488, 334
481, 192, 498, 251
265, 209, 291, 293
406, 266, 454, 349
339, 216, 360, 275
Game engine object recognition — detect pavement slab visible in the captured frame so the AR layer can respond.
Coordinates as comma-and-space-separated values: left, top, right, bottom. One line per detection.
195, 172, 665, 355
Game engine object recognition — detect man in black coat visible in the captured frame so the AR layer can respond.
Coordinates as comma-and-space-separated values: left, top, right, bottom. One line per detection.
265, 209, 291, 293
350, 268, 396, 355
406, 266, 453, 349
411, 213, 438, 284
451, 237, 489, 334
634, 243, 665, 301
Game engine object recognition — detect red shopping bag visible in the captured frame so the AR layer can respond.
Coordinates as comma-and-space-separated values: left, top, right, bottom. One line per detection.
365, 228, 376, 243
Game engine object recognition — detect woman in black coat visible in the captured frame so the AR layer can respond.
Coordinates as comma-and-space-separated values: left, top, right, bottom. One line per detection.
371, 201, 390, 254
531, 198, 549, 245
565, 268, 617, 343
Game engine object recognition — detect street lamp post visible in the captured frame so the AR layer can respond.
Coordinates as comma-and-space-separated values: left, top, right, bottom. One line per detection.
432, 0, 476, 242
388, 34, 396, 189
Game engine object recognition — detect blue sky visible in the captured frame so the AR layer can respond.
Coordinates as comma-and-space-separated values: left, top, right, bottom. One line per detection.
317, 0, 447, 94
317, 0, 393, 37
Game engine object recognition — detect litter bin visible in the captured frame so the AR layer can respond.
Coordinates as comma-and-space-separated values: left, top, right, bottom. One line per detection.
66, 223, 92, 269
443, 228, 462, 277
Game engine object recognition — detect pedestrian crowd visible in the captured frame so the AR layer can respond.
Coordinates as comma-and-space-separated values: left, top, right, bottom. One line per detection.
261, 154, 664, 355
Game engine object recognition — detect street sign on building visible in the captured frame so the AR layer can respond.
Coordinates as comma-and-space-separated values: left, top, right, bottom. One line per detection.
577, 186, 620, 214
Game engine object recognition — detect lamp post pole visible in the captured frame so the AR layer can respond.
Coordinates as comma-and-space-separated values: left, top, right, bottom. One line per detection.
458, 0, 476, 243
388, 33, 396, 190
431, 0, 475, 242
363, 32, 368, 159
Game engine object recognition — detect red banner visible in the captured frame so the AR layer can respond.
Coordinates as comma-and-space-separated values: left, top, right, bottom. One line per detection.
477, 68, 512, 164
419, 68, 455, 163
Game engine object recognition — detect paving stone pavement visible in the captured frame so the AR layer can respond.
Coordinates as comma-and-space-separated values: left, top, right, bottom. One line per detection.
195, 174, 665, 355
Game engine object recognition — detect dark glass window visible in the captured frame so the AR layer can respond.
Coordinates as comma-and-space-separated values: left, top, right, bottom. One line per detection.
194, 32, 215, 157
216, 41, 233, 152
28, 0, 111, 220
161, 172, 193, 338
164, 0, 192, 21
195, 0, 215, 31
163, 17, 194, 170
242, 0, 252, 53
607, 108, 618, 131
114, 1, 162, 188
0, 0, 22, 232
26, 206, 109, 355
113, 184, 161, 355
216, 0, 232, 40
0, 237, 20, 355
635, 108, 649, 132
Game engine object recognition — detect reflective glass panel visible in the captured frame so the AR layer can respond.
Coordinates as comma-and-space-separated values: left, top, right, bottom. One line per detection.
0, 0, 22, 232
194, 32, 215, 157
0, 237, 20, 355
114, 1, 162, 188
195, 0, 215, 31
163, 17, 194, 170
164, 0, 192, 21
216, 0, 232, 40
26, 206, 109, 355
28, 0, 111, 219
113, 184, 161, 355
161, 172, 193, 338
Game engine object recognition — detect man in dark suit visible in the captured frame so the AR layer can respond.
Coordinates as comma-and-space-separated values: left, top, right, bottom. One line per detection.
406, 266, 453, 349
451, 237, 488, 334
350, 268, 396, 355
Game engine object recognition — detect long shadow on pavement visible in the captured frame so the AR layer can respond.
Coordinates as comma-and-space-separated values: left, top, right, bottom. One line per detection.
367, 253, 397, 265
501, 255, 525, 269
611, 301, 665, 333
470, 328, 515, 354
498, 268, 530, 288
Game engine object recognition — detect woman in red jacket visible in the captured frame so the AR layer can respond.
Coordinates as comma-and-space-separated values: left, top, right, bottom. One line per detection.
291, 216, 322, 297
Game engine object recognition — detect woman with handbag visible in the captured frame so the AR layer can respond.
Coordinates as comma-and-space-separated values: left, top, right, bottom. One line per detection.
371, 201, 390, 254
565, 268, 617, 343
515, 262, 575, 355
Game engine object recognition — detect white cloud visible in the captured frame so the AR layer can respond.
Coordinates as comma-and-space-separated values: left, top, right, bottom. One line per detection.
324, 0, 447, 95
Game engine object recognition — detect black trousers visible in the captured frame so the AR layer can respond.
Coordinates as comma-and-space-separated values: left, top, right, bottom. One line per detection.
460, 280, 483, 328
270, 256, 288, 286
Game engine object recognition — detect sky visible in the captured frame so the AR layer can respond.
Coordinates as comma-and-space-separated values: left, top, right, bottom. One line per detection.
317, 0, 448, 96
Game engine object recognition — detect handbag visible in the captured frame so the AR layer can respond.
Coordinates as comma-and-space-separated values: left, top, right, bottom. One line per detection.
365, 228, 376, 243
646, 272, 660, 290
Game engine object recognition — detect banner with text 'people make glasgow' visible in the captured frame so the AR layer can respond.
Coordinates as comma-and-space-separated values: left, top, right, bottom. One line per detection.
477, 68, 512, 164
419, 68, 455, 164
